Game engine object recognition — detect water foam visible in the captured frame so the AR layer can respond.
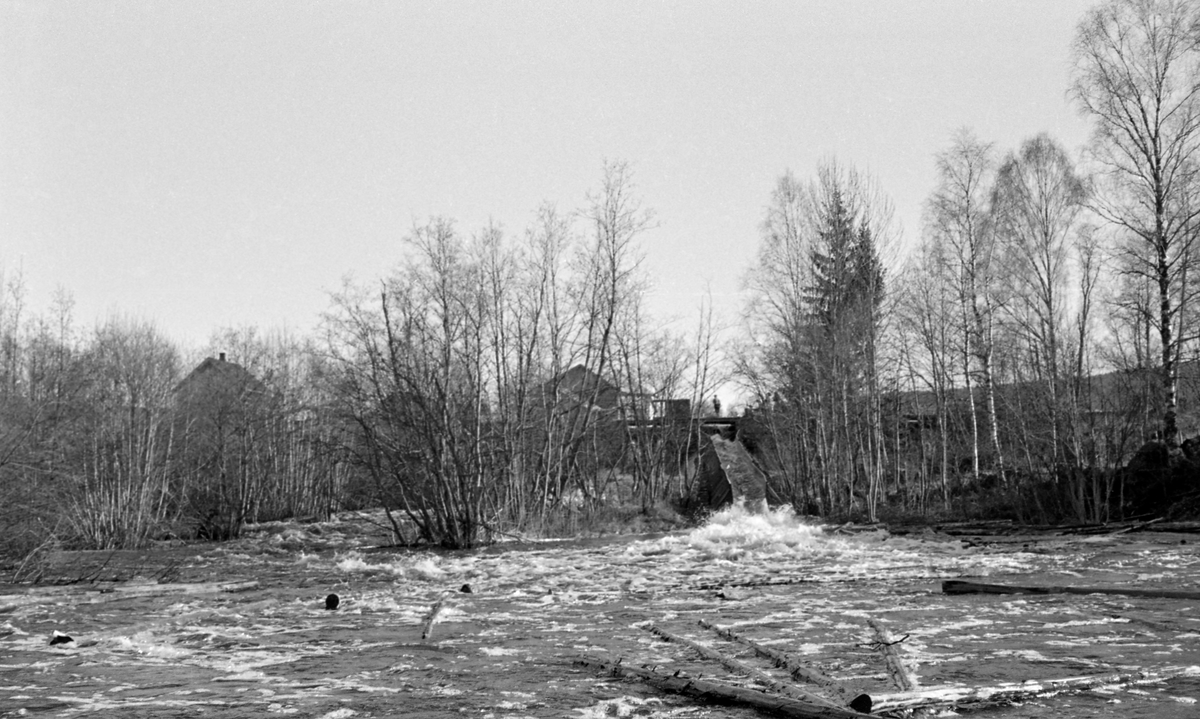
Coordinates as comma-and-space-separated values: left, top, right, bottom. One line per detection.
684, 505, 830, 552
634, 505, 841, 563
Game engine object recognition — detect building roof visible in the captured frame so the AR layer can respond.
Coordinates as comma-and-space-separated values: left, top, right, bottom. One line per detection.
541, 364, 621, 410
173, 353, 266, 400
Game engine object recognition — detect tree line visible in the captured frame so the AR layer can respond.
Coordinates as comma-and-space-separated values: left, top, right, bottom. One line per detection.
1, 0, 1197, 564
739, 0, 1200, 523
0, 161, 722, 562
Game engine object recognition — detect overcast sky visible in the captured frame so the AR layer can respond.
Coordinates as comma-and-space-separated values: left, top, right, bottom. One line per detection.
2, 0, 1096, 349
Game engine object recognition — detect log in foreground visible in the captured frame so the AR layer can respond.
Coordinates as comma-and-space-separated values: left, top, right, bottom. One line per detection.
573, 655, 868, 718
697, 619, 872, 712
870, 666, 1200, 712
867, 618, 920, 692
943, 579, 1200, 601
647, 624, 846, 710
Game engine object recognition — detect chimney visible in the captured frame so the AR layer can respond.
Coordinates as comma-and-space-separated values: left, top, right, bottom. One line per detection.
219, 352, 226, 362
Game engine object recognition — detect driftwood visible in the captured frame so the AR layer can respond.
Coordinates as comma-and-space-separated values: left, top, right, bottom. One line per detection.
86, 580, 259, 604
421, 596, 446, 641
39, 548, 184, 584
904, 520, 1014, 537
693, 578, 818, 591
696, 619, 871, 711
646, 624, 846, 710
0, 580, 259, 607
871, 666, 1200, 712
106, 579, 258, 597
943, 579, 1200, 601
866, 618, 919, 692
826, 522, 886, 535
1141, 520, 1200, 534
1101, 603, 1200, 633
1056, 517, 1178, 535
887, 518, 1200, 538
573, 655, 868, 719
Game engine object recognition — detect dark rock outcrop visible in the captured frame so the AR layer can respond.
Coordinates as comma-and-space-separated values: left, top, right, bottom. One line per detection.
1124, 439, 1200, 517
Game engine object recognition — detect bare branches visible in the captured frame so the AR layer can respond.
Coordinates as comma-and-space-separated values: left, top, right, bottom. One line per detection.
1072, 0, 1200, 447
741, 161, 895, 518
318, 161, 692, 545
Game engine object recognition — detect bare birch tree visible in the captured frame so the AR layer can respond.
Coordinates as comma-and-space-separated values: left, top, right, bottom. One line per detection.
927, 130, 1006, 481
895, 235, 961, 506
991, 134, 1089, 468
565, 161, 652, 505
1072, 0, 1200, 448
69, 318, 180, 548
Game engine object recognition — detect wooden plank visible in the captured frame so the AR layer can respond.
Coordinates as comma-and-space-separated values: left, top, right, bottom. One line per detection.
943, 579, 1200, 601
573, 655, 868, 719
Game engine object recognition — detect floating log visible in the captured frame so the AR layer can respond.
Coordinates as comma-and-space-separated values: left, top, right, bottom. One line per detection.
826, 522, 886, 535
646, 624, 845, 710
84, 580, 259, 606
1111, 517, 1165, 534
573, 655, 868, 719
41, 549, 183, 584
1141, 521, 1200, 534
0, 580, 259, 609
867, 618, 919, 692
421, 596, 446, 641
943, 579, 1200, 601
106, 580, 259, 597
693, 578, 818, 591
696, 619, 871, 712
1101, 603, 1200, 633
871, 666, 1200, 712
929, 520, 1016, 536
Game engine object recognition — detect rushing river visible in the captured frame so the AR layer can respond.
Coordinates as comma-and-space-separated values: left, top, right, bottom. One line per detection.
2, 507, 1198, 717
